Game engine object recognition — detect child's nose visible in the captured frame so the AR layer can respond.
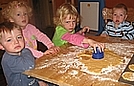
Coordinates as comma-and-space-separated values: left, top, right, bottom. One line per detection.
14, 39, 19, 44
70, 22, 74, 27
22, 14, 26, 18
22, 15, 25, 17
116, 15, 120, 19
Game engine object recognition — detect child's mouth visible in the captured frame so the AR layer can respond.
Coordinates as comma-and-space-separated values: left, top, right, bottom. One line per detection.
69, 28, 73, 31
116, 20, 119, 22
22, 20, 26, 23
14, 45, 21, 49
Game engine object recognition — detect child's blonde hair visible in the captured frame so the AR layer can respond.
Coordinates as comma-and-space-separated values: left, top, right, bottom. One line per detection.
0, 22, 21, 40
2, 0, 32, 21
113, 3, 128, 14
54, 3, 80, 26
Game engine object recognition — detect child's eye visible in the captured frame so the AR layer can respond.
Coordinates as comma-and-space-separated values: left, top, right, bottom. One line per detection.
65, 21, 69, 23
113, 13, 117, 16
17, 36, 23, 39
73, 21, 76, 23
120, 14, 123, 16
17, 13, 20, 16
24, 12, 28, 16
6, 39, 11, 42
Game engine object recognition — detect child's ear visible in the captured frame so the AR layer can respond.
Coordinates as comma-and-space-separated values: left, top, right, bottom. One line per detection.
9, 17, 14, 22
0, 44, 5, 50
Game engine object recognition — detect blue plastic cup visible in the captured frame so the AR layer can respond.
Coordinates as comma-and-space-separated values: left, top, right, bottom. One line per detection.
92, 47, 104, 59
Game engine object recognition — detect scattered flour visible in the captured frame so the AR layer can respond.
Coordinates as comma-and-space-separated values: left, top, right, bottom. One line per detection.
35, 43, 133, 82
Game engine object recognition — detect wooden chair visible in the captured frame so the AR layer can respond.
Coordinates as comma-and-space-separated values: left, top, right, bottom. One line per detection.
102, 7, 134, 24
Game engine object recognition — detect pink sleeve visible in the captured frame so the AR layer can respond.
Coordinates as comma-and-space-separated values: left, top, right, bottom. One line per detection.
28, 24, 54, 49
77, 31, 85, 35
37, 32, 54, 49
25, 46, 44, 58
62, 33, 89, 48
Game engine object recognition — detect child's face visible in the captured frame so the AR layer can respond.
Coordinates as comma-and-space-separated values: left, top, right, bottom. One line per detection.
10, 6, 29, 28
0, 28, 24, 55
112, 8, 127, 25
62, 15, 77, 32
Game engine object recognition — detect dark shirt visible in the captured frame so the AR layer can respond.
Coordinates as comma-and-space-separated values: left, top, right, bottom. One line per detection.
1, 48, 39, 86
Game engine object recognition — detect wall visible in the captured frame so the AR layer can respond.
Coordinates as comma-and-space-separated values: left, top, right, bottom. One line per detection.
52, 0, 65, 16
32, 0, 53, 29
52, 0, 78, 16
105, 0, 134, 8
0, 0, 34, 23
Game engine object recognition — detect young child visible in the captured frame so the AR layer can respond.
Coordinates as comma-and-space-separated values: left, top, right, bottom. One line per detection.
2, 0, 60, 58
0, 22, 48, 86
101, 3, 134, 40
52, 3, 104, 51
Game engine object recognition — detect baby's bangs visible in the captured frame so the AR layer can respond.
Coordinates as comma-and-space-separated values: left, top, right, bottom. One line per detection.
0, 27, 11, 35
12, 1, 28, 8
10, 1, 32, 17
68, 14, 77, 20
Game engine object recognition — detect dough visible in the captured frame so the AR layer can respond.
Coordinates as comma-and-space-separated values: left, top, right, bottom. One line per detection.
77, 50, 92, 60
122, 72, 134, 81
129, 64, 134, 71
77, 49, 123, 74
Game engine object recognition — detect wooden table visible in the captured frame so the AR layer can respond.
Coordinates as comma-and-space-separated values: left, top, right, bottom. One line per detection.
24, 35, 134, 86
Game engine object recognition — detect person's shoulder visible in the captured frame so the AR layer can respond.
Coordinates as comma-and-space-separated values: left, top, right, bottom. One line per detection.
24, 24, 39, 33
1, 52, 9, 60
26, 24, 37, 29
56, 25, 67, 31
105, 21, 114, 28
22, 48, 32, 54
56, 25, 64, 29
22, 48, 35, 57
1, 52, 16, 63
107, 21, 114, 25
123, 21, 131, 25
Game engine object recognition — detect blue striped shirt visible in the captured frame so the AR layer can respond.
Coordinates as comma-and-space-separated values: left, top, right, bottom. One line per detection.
102, 21, 134, 40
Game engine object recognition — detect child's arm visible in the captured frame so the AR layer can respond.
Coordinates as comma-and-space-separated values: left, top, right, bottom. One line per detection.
123, 24, 134, 40
27, 24, 54, 49
62, 32, 104, 51
100, 31, 108, 37
78, 26, 90, 35
25, 46, 44, 58
43, 46, 60, 55
6, 48, 35, 73
62, 32, 89, 48
38, 81, 48, 86
82, 38, 104, 52
100, 22, 108, 37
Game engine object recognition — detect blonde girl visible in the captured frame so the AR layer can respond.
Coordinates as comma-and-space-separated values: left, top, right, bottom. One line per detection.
52, 3, 104, 51
2, 0, 60, 58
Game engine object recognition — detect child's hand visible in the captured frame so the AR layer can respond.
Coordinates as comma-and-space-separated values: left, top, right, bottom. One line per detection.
83, 38, 104, 52
44, 46, 60, 55
38, 81, 48, 86
100, 33, 108, 37
89, 39, 104, 53
79, 26, 90, 34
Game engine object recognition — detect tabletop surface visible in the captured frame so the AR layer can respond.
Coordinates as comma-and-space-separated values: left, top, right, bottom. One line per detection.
24, 35, 134, 86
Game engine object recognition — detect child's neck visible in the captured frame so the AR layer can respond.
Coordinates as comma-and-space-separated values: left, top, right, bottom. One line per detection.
21, 26, 25, 30
7, 51, 21, 56
115, 24, 119, 28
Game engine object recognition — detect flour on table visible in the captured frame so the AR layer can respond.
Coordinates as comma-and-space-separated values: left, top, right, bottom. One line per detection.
35, 43, 133, 82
